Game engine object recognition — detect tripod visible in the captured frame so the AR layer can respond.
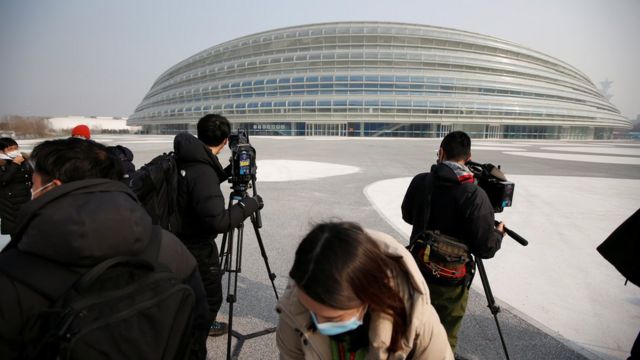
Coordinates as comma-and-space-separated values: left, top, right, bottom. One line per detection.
475, 223, 528, 360
218, 179, 279, 360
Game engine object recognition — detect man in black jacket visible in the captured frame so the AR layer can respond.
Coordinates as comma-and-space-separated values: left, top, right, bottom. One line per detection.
174, 114, 261, 337
0, 138, 209, 359
0, 138, 32, 239
402, 131, 504, 352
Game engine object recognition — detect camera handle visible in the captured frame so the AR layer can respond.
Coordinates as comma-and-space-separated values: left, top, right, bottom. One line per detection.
495, 220, 528, 246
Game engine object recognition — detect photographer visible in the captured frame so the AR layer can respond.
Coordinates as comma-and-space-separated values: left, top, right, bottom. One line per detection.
401, 131, 504, 353
276, 221, 453, 359
174, 114, 261, 337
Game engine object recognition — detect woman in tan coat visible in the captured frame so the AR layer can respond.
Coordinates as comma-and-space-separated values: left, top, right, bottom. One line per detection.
276, 221, 453, 360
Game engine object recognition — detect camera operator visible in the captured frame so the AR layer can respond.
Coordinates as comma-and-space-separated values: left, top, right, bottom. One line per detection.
174, 114, 262, 337
401, 131, 504, 354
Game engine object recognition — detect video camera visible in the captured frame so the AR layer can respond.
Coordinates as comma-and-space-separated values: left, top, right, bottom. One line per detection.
228, 128, 257, 192
466, 161, 514, 213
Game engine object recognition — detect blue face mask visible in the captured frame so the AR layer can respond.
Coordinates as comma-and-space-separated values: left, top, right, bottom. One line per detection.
310, 311, 364, 336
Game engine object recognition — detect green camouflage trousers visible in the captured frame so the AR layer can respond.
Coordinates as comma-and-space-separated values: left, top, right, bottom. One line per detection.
428, 282, 470, 351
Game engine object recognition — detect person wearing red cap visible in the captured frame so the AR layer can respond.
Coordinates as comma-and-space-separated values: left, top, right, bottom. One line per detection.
71, 125, 91, 140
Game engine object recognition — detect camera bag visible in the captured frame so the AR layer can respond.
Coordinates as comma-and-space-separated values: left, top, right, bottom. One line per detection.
408, 230, 472, 285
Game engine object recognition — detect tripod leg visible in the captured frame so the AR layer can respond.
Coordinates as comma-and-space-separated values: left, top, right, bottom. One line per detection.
250, 214, 279, 300
476, 259, 510, 360
226, 223, 244, 360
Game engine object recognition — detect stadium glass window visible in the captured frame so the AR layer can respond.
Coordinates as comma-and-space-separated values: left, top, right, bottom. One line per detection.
365, 100, 380, 107
288, 100, 301, 107
306, 76, 319, 83
333, 100, 348, 107
248, 102, 259, 108
292, 77, 305, 83
303, 100, 316, 107
348, 100, 364, 107
335, 75, 348, 82
235, 103, 246, 109
365, 76, 379, 82
274, 102, 286, 108
381, 100, 395, 107
350, 75, 364, 82
254, 80, 264, 86
279, 78, 290, 84
320, 75, 334, 82
266, 79, 277, 85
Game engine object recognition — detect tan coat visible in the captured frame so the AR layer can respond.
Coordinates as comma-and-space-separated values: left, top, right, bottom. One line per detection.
276, 229, 454, 360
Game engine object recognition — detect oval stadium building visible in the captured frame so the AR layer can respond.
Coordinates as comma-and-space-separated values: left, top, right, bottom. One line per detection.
129, 22, 630, 139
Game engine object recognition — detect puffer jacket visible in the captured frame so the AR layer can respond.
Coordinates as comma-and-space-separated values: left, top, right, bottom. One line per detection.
0, 179, 209, 359
0, 157, 32, 235
173, 132, 258, 244
275, 229, 454, 360
402, 163, 502, 259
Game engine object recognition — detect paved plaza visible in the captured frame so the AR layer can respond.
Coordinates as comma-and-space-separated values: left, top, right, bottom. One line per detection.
3, 134, 639, 359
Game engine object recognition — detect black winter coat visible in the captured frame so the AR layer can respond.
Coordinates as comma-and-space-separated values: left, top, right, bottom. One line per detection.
597, 208, 640, 287
0, 179, 209, 359
173, 132, 258, 244
0, 158, 32, 235
402, 163, 502, 259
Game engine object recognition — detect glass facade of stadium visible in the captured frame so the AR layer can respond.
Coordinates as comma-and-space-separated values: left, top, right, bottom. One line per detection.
129, 22, 630, 139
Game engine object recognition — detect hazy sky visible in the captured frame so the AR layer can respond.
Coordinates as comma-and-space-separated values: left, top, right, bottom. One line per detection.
1, 0, 638, 119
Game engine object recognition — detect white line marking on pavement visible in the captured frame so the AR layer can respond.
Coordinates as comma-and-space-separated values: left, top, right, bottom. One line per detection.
364, 175, 640, 359
540, 147, 640, 156
256, 160, 360, 182
504, 152, 640, 165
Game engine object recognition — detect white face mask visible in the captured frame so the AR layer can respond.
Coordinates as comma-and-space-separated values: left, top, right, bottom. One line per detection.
31, 181, 55, 200
6, 150, 20, 159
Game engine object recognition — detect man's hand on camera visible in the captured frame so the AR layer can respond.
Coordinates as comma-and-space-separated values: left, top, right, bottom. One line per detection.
253, 194, 264, 210
238, 195, 263, 216
496, 222, 505, 236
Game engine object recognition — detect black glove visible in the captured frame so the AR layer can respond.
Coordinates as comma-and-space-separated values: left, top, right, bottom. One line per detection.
253, 194, 264, 210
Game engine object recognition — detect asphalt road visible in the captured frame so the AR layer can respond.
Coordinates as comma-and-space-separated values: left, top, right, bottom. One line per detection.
5, 135, 639, 359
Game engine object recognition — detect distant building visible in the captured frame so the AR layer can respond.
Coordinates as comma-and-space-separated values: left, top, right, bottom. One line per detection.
129, 22, 630, 139
48, 116, 141, 134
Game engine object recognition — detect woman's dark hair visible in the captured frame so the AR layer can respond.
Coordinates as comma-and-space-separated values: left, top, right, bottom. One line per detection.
31, 138, 123, 183
197, 114, 230, 147
290, 221, 408, 353
0, 137, 18, 151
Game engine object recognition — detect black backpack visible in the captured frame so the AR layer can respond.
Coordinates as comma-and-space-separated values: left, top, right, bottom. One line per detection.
129, 152, 184, 234
0, 229, 196, 360
106, 145, 136, 180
